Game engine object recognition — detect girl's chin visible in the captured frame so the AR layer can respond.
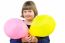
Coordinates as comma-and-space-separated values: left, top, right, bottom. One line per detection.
26, 18, 33, 21
25, 17, 32, 20
27, 19, 32, 21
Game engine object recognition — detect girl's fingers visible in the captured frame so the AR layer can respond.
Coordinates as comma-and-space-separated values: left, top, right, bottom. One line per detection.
28, 36, 32, 41
24, 35, 32, 42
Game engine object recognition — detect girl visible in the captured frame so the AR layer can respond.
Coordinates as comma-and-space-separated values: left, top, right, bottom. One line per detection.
10, 1, 50, 43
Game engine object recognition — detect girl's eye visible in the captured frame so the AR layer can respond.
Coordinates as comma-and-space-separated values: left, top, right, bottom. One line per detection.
24, 11, 27, 13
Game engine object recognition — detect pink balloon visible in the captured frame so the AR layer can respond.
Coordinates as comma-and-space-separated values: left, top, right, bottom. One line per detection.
4, 18, 28, 39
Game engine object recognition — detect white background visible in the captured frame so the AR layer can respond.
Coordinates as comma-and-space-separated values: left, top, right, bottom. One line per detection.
0, 0, 65, 43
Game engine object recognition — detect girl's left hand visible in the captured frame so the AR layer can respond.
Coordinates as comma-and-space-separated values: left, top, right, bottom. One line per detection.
31, 36, 38, 42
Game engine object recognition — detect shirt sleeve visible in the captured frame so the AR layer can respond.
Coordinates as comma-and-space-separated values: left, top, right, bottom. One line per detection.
10, 38, 22, 43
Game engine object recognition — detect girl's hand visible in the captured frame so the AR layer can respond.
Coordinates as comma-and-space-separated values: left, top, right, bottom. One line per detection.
22, 35, 38, 42
22, 33, 32, 42
23, 36, 38, 42
31, 36, 38, 42
22, 32, 38, 42
24, 35, 32, 42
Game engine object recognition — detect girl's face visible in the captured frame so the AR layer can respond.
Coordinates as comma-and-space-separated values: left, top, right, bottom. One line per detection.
23, 10, 34, 21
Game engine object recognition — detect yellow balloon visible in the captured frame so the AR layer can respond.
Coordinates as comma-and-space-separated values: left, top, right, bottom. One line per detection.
29, 15, 56, 37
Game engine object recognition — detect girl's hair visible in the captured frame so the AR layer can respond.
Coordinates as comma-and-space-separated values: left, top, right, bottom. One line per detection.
21, 1, 38, 17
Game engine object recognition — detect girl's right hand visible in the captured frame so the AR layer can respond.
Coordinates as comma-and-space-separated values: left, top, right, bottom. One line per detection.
22, 34, 32, 42
24, 35, 32, 42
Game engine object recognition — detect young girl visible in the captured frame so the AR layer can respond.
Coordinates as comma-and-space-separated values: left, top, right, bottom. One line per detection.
10, 1, 50, 43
